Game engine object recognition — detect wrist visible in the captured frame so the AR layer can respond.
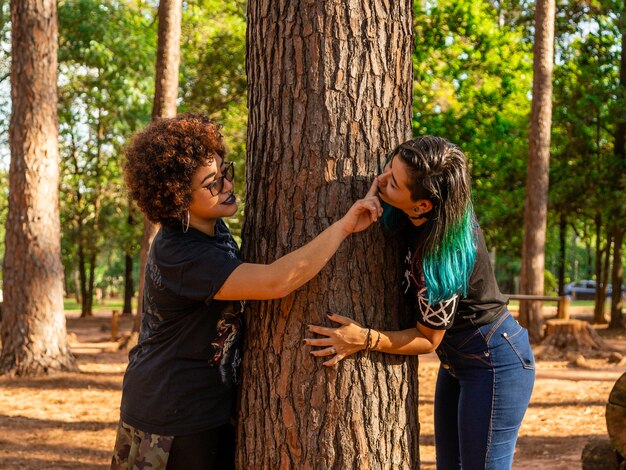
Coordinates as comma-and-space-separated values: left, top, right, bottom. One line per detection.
334, 219, 353, 239
359, 327, 369, 351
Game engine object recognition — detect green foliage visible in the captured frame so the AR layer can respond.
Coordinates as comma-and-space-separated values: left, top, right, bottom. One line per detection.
58, 0, 155, 300
546, 0, 624, 284
179, 0, 248, 238
413, 0, 532, 256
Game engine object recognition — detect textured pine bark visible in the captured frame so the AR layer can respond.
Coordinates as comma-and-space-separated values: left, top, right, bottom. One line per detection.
519, 0, 555, 343
133, 0, 181, 334
239, 1, 418, 468
0, 0, 76, 375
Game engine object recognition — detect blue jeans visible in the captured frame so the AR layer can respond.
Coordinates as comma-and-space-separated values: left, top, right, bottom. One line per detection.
433, 312, 535, 470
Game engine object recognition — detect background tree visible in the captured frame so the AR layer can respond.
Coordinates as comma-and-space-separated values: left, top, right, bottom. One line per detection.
239, 1, 418, 468
134, 0, 182, 334
519, 0, 556, 342
608, 0, 625, 329
412, 0, 533, 293
0, 0, 76, 375
57, 0, 154, 317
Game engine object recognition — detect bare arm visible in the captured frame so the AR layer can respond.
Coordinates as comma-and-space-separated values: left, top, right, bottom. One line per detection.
214, 182, 381, 301
305, 313, 445, 367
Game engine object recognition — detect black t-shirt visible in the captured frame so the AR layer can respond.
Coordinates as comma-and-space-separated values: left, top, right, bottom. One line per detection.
402, 224, 508, 332
120, 219, 243, 436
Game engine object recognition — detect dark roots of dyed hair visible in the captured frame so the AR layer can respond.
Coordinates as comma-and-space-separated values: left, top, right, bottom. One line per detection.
395, 136, 476, 302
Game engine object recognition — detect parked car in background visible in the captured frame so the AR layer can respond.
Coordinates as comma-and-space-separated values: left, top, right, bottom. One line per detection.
563, 280, 598, 300
563, 280, 626, 300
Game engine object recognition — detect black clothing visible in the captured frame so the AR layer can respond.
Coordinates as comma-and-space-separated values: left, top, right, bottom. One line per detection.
120, 219, 243, 436
166, 424, 236, 470
402, 224, 508, 332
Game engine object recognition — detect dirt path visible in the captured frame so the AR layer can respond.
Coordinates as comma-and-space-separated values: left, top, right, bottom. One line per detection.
0, 310, 624, 469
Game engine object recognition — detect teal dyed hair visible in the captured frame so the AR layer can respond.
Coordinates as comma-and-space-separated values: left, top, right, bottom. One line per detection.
381, 137, 477, 303
421, 206, 476, 303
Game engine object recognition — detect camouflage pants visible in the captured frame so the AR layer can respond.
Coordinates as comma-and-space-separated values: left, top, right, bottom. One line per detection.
111, 420, 174, 470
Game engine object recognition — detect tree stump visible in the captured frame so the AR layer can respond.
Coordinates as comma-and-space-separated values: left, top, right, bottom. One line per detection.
581, 438, 620, 470
607, 372, 626, 461
536, 319, 615, 360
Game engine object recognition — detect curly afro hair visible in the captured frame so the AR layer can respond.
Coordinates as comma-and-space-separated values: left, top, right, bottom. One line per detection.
124, 113, 226, 226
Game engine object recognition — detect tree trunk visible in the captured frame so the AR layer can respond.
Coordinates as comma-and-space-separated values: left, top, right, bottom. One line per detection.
607, 372, 626, 460
133, 0, 182, 335
558, 214, 566, 296
609, 4, 626, 330
609, 227, 624, 329
239, 2, 417, 468
73, 268, 81, 304
519, 0, 556, 343
0, 0, 76, 375
593, 218, 611, 325
123, 252, 134, 315
78, 244, 88, 315
81, 252, 96, 318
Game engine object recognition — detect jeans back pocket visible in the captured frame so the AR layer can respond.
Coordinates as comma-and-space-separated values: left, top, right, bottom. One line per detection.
502, 327, 535, 370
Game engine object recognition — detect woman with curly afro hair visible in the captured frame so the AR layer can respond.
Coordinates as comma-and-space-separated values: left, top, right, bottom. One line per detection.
111, 113, 382, 470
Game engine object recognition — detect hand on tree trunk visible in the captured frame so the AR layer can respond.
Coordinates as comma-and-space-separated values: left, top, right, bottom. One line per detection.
305, 313, 368, 366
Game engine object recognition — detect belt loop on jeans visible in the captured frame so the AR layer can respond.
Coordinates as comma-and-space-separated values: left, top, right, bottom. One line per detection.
484, 311, 511, 345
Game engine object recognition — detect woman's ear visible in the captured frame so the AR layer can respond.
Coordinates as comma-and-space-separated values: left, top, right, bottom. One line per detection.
415, 199, 434, 215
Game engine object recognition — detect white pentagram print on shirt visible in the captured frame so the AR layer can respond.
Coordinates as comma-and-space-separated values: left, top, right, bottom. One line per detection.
402, 246, 459, 330
416, 286, 459, 328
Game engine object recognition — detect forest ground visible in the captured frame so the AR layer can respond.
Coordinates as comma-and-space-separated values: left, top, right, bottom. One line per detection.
0, 305, 624, 469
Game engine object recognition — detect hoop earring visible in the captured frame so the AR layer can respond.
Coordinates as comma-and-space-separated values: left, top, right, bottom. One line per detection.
182, 210, 190, 233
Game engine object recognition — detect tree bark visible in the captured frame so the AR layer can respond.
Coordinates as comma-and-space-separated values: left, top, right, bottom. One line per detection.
558, 214, 566, 296
610, 228, 625, 329
123, 252, 134, 315
0, 0, 76, 375
607, 372, 626, 460
593, 213, 607, 322
133, 0, 182, 334
609, 4, 626, 330
239, 2, 417, 468
519, 0, 556, 343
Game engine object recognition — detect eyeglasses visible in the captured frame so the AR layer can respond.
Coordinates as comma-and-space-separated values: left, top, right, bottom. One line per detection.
207, 161, 235, 196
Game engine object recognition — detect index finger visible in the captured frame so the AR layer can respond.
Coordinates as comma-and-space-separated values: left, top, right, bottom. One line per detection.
365, 178, 379, 198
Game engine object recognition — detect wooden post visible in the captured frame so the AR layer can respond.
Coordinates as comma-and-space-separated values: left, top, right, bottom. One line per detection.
111, 310, 120, 340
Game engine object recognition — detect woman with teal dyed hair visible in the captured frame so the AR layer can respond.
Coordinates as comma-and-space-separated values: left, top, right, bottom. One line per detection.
305, 136, 534, 470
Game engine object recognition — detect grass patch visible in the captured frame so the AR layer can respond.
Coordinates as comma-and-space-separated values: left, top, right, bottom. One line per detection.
63, 297, 135, 312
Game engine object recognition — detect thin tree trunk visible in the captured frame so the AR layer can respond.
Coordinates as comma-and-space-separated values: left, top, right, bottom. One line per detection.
519, 0, 556, 342
593, 215, 607, 324
81, 252, 96, 318
123, 207, 134, 316
239, 1, 417, 468
123, 253, 134, 315
558, 214, 566, 295
0, 0, 76, 375
609, 2, 626, 330
78, 244, 88, 315
133, 0, 182, 334
73, 268, 81, 303
610, 228, 624, 329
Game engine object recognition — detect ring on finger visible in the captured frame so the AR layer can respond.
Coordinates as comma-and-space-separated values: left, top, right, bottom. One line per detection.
329, 347, 336, 355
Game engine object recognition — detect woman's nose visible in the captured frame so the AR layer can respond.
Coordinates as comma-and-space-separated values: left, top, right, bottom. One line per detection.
223, 175, 234, 193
